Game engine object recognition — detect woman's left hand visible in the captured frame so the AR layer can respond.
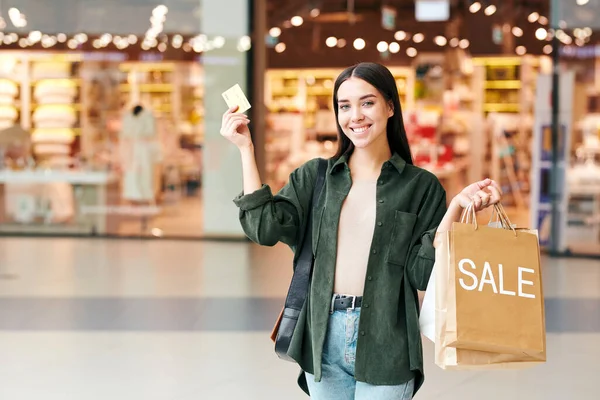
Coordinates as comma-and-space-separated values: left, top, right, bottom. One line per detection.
452, 178, 503, 212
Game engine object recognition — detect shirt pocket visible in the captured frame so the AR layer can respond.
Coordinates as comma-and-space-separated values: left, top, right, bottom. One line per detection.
386, 210, 418, 266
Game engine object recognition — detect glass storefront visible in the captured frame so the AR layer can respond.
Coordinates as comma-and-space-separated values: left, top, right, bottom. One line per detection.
0, 0, 251, 239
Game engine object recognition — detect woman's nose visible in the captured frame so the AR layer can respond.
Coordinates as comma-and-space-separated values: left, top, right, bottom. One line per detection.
351, 109, 364, 122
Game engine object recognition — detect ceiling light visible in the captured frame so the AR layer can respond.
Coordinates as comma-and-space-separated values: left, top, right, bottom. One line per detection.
275, 42, 286, 53
538, 16, 548, 25
310, 8, 320, 18
406, 47, 418, 57
353, 38, 366, 50
291, 16, 303, 26
484, 5, 496, 16
158, 42, 167, 52
576, 38, 585, 46
67, 39, 78, 49
413, 33, 424, 43
469, 2, 482, 13
528, 12, 539, 23
543, 44, 552, 54
512, 27, 523, 37
516, 46, 526, 55
326, 36, 338, 47
459, 39, 470, 49
337, 38, 347, 48
535, 28, 547, 40
377, 41, 388, 52
394, 30, 407, 41
238, 35, 251, 51
389, 42, 400, 53
28, 31, 42, 43
577, 0, 589, 5
434, 36, 447, 46
449, 37, 459, 47
269, 27, 281, 37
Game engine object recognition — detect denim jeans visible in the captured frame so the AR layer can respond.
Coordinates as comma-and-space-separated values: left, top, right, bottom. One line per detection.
305, 307, 414, 400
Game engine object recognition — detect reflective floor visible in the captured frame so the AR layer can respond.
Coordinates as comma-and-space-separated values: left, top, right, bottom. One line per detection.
0, 238, 598, 399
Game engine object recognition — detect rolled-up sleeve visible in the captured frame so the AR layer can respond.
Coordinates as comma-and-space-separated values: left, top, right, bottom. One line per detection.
405, 181, 447, 291
232, 159, 319, 248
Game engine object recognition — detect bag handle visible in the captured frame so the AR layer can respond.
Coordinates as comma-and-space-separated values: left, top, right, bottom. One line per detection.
459, 202, 478, 230
493, 203, 517, 236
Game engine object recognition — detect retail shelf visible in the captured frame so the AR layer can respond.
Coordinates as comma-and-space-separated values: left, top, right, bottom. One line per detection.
119, 83, 173, 92
484, 80, 522, 89
483, 103, 521, 113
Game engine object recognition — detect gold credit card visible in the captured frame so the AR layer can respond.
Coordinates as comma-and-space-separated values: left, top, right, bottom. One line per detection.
222, 84, 251, 113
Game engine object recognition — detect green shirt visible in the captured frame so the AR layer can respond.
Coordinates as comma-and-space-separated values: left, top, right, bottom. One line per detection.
233, 152, 447, 396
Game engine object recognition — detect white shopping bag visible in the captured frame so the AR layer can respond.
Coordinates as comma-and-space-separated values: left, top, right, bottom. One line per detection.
419, 258, 437, 343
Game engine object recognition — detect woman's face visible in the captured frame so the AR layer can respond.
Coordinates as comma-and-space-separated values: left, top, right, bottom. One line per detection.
336, 77, 393, 151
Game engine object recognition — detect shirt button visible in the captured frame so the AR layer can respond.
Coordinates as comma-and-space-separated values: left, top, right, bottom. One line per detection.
377, 222, 383, 227
372, 249, 377, 254
378, 180, 384, 185
378, 199, 384, 203
364, 304, 369, 308
368, 276, 373, 281
360, 331, 365, 336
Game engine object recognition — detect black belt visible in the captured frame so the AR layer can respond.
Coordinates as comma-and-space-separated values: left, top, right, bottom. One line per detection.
331, 295, 363, 312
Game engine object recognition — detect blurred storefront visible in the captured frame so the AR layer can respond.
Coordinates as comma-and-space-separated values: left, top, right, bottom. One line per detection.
0, 0, 251, 239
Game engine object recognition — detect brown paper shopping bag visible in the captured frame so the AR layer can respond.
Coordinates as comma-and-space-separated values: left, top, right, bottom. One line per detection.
434, 204, 546, 369
445, 204, 546, 356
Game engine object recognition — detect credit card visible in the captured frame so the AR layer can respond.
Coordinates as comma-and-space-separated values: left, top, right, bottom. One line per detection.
222, 83, 251, 113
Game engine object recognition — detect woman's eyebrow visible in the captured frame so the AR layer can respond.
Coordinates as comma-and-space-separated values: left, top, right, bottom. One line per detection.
338, 94, 377, 103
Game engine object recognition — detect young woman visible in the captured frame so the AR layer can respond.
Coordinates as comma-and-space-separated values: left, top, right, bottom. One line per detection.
220, 62, 502, 400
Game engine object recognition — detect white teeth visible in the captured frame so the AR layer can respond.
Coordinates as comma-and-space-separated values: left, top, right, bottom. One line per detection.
352, 126, 369, 133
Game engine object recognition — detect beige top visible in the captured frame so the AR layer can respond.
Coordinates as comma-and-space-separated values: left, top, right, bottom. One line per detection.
333, 180, 377, 296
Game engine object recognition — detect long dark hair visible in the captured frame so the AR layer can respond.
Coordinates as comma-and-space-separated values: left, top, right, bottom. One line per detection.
332, 62, 413, 164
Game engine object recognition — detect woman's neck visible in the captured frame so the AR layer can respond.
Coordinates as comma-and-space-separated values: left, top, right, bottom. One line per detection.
348, 142, 392, 181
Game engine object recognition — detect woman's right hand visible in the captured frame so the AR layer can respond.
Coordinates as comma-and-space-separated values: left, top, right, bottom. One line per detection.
220, 106, 252, 149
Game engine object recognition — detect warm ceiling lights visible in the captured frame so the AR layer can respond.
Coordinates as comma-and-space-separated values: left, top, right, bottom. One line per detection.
406, 47, 418, 57
389, 42, 400, 53
291, 16, 304, 26
516, 46, 526, 55
538, 16, 548, 25
577, 0, 589, 5
484, 5, 497, 16
528, 12, 539, 23
459, 39, 470, 49
377, 41, 388, 52
543, 44, 552, 54
326, 36, 338, 47
353, 38, 366, 50
512, 27, 524, 37
469, 2, 482, 13
275, 42, 286, 53
535, 28, 547, 40
269, 27, 281, 37
449, 37, 459, 47
413, 33, 425, 43
394, 30, 407, 41
434, 36, 447, 46
337, 38, 347, 48
310, 8, 321, 17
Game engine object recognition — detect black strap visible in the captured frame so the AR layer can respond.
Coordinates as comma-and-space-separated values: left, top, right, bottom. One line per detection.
274, 158, 327, 361
287, 158, 327, 310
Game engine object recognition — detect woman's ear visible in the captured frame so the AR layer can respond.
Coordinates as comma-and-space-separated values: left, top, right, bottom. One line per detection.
387, 101, 394, 118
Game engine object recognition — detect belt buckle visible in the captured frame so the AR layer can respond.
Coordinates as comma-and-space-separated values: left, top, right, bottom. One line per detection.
350, 295, 356, 310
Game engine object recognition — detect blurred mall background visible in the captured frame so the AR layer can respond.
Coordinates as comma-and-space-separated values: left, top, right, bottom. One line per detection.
0, 0, 598, 399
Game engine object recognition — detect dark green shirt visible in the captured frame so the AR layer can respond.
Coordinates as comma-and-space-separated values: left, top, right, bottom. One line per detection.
233, 153, 447, 396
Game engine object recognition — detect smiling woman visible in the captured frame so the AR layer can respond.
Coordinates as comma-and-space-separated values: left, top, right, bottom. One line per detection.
223, 61, 503, 400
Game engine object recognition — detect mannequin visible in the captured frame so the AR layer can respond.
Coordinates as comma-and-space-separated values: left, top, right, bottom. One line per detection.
119, 105, 162, 204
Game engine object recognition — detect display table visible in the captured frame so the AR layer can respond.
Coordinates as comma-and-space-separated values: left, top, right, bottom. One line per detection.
0, 170, 117, 235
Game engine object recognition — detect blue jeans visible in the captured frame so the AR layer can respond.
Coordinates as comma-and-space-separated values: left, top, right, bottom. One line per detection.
305, 307, 414, 400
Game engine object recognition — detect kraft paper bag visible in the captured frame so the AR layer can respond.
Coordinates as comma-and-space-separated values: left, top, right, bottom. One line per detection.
444, 205, 546, 357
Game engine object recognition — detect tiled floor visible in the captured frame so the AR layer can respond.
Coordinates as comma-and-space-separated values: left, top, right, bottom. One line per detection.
0, 237, 598, 399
